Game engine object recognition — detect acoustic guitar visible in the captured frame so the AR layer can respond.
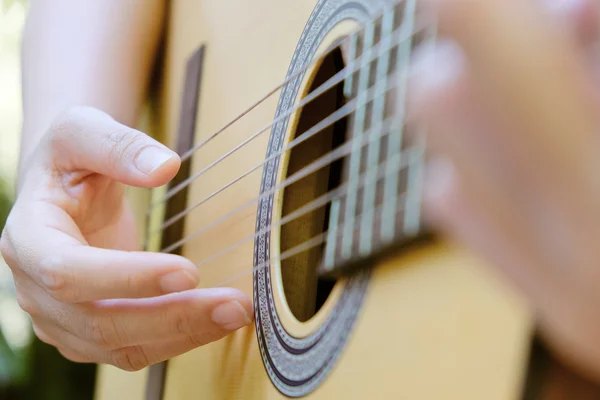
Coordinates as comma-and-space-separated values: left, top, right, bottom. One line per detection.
93, 0, 600, 398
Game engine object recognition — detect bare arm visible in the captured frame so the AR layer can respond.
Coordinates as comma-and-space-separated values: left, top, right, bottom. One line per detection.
18, 0, 166, 186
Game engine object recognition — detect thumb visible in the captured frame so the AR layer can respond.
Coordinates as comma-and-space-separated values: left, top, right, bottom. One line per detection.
46, 106, 180, 188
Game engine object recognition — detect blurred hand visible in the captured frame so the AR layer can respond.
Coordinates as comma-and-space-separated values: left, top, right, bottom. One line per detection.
410, 0, 600, 381
0, 106, 252, 371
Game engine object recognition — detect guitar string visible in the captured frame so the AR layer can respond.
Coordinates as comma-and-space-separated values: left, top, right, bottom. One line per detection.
152, 54, 414, 239
174, 3, 390, 165
149, 16, 427, 212
192, 143, 415, 268
168, 0, 415, 171
148, 1, 430, 280
159, 106, 406, 254
147, 13, 431, 211
197, 23, 429, 287
159, 81, 411, 255
147, 23, 427, 245
213, 1, 432, 289
157, 94, 362, 235
214, 196, 409, 288
154, 21, 429, 253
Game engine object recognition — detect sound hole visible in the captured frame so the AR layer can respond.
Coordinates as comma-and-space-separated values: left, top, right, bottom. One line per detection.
279, 46, 348, 322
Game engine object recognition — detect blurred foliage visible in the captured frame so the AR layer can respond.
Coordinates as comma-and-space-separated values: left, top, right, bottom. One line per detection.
1, 0, 20, 14
0, 177, 28, 397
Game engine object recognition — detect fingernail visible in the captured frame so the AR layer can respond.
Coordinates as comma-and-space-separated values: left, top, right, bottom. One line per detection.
211, 300, 252, 331
160, 270, 198, 293
134, 146, 175, 175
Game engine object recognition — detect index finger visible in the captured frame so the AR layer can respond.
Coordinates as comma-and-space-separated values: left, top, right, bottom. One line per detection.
40, 243, 201, 303
3, 207, 200, 303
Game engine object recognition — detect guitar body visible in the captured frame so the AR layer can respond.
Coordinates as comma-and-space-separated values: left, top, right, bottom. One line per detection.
95, 0, 534, 398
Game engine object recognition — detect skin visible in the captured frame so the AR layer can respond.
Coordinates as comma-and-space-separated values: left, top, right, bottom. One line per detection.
0, 0, 253, 371
4, 0, 600, 384
411, 0, 600, 383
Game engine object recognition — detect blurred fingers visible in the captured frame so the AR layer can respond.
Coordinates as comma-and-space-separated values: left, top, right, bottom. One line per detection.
424, 0, 599, 191
544, 0, 600, 47
29, 288, 254, 371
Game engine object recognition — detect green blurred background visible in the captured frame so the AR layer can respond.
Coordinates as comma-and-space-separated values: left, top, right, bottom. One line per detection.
0, 0, 96, 398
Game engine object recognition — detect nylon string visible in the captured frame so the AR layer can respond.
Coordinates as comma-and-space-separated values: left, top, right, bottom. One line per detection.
146, 5, 431, 212
144, 0, 434, 287
143, 18, 430, 251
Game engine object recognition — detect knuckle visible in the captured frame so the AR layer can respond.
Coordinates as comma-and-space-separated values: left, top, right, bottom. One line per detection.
15, 290, 38, 316
87, 315, 123, 350
123, 271, 145, 298
38, 256, 79, 303
104, 127, 146, 168
174, 309, 195, 336
188, 331, 216, 347
111, 346, 151, 372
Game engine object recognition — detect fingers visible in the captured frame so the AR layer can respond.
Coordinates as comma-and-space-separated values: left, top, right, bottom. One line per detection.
32, 323, 93, 363
2, 216, 201, 302
39, 245, 201, 303
544, 0, 600, 47
422, 160, 595, 381
111, 333, 234, 371
42, 322, 241, 372
418, 0, 600, 253
2, 103, 243, 371
422, 159, 563, 305
543, 0, 600, 100
408, 39, 564, 296
407, 0, 600, 382
43, 106, 180, 188
28, 288, 253, 371
425, 0, 599, 188
78, 288, 253, 347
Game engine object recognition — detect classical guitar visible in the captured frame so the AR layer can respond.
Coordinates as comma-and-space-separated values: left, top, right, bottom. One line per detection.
94, 0, 600, 398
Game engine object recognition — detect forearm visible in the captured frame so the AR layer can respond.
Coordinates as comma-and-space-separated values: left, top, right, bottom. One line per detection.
19, 0, 166, 187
